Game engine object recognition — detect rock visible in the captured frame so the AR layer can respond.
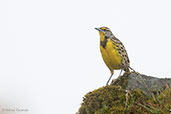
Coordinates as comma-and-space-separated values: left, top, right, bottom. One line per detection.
77, 72, 171, 114
111, 72, 171, 96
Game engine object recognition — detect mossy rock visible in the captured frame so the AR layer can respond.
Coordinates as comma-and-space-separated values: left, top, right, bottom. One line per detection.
78, 85, 151, 114
78, 86, 126, 114
78, 73, 171, 114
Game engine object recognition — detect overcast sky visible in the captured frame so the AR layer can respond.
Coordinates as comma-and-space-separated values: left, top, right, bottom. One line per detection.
0, 0, 171, 114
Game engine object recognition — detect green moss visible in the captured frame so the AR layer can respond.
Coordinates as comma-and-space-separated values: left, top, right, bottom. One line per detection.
78, 86, 126, 114
78, 86, 171, 114
125, 89, 150, 114
78, 85, 149, 114
146, 87, 171, 114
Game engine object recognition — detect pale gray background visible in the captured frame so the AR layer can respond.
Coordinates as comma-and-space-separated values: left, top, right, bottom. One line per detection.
0, 0, 171, 114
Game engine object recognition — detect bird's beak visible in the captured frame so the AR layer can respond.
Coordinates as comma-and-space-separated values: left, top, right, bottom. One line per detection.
95, 28, 103, 32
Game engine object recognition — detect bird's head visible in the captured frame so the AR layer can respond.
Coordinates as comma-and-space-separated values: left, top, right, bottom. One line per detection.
95, 27, 114, 40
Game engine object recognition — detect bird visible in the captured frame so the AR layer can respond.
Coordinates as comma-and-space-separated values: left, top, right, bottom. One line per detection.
95, 27, 130, 85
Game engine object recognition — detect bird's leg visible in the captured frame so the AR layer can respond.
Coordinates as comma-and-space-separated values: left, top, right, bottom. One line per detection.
106, 71, 114, 86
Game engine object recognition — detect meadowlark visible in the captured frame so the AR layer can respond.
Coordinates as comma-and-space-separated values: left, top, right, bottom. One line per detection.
95, 27, 130, 85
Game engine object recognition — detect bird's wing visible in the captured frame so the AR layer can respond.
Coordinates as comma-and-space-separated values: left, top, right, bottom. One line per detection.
110, 37, 130, 71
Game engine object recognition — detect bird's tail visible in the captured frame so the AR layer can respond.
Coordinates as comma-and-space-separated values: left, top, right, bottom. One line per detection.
128, 66, 136, 72
128, 66, 141, 76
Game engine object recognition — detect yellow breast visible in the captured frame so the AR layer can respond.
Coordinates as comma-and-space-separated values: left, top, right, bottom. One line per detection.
100, 39, 122, 71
